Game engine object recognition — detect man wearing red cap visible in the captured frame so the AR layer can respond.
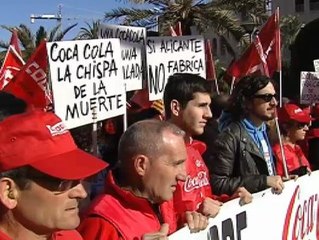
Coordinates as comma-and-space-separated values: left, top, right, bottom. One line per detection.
0, 110, 108, 240
273, 103, 312, 176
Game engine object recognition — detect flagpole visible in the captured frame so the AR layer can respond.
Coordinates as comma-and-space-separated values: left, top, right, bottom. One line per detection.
279, 69, 283, 107
123, 83, 128, 132
229, 77, 235, 95
91, 107, 98, 157
274, 116, 289, 179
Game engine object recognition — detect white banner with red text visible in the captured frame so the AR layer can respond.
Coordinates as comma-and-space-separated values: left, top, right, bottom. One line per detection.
169, 171, 319, 240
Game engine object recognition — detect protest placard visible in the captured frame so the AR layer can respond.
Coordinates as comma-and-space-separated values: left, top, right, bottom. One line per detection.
47, 39, 126, 129
98, 24, 145, 91
146, 35, 206, 101
300, 71, 319, 105
313, 59, 319, 72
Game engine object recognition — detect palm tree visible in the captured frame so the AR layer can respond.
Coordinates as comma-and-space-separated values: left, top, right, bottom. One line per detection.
76, 20, 101, 40
0, 23, 77, 60
105, 0, 268, 58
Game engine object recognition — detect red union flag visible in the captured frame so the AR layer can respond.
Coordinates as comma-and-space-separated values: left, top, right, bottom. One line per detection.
227, 8, 281, 79
0, 31, 25, 89
3, 40, 49, 109
170, 22, 182, 36
205, 39, 217, 81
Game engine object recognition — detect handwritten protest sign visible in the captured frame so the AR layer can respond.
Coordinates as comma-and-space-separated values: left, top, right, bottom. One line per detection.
146, 36, 206, 101
313, 59, 319, 72
47, 39, 126, 129
300, 71, 319, 105
98, 24, 145, 91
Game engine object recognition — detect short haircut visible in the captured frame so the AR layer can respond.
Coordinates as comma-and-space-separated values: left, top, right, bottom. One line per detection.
163, 73, 212, 119
0, 91, 27, 121
0, 166, 32, 190
228, 75, 276, 120
117, 119, 184, 168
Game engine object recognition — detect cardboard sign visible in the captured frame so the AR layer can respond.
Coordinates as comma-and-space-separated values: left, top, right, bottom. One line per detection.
300, 71, 319, 105
146, 36, 206, 101
47, 39, 126, 129
98, 24, 145, 91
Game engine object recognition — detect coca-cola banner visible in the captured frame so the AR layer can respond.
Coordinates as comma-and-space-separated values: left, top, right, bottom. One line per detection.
169, 171, 319, 240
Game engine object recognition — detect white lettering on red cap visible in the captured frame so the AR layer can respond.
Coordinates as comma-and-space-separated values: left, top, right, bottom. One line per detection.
294, 108, 302, 114
46, 122, 68, 136
184, 171, 209, 192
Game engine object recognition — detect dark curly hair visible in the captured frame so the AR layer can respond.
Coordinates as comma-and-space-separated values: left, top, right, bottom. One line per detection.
228, 75, 277, 121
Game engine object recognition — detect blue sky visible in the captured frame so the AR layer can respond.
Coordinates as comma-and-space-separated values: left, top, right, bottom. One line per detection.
0, 0, 144, 42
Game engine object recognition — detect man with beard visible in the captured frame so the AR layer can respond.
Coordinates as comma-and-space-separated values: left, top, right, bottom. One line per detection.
209, 75, 284, 195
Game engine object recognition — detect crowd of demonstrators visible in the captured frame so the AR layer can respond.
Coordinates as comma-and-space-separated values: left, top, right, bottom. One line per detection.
209, 75, 285, 196
273, 103, 312, 176
162, 73, 252, 231
0, 108, 107, 240
78, 120, 209, 239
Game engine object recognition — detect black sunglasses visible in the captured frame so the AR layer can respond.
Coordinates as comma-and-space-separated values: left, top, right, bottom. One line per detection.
252, 93, 278, 102
297, 122, 310, 129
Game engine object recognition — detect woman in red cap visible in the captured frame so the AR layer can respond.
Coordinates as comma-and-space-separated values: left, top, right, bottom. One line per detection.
272, 103, 312, 176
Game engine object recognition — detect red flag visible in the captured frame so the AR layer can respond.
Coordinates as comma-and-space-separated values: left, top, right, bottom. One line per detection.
227, 8, 281, 79
9, 29, 22, 56
0, 31, 25, 89
170, 22, 182, 36
205, 39, 217, 81
3, 40, 48, 109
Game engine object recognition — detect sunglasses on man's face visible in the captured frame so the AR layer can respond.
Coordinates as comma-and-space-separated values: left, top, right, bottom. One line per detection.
252, 93, 278, 102
296, 122, 310, 129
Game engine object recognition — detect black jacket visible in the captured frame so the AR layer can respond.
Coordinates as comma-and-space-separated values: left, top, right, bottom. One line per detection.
209, 121, 271, 195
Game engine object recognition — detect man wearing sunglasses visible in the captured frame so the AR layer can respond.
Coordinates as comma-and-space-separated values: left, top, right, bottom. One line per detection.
0, 110, 108, 240
209, 75, 285, 196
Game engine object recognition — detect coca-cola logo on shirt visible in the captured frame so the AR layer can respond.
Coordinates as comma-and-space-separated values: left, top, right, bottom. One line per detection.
282, 185, 319, 239
184, 171, 209, 192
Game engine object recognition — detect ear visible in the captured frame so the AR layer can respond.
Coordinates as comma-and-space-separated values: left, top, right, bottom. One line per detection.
0, 178, 18, 209
170, 99, 181, 117
134, 155, 150, 177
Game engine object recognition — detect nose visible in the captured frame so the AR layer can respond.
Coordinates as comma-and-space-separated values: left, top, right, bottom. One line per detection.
205, 106, 213, 119
69, 182, 88, 199
270, 96, 278, 106
176, 162, 187, 182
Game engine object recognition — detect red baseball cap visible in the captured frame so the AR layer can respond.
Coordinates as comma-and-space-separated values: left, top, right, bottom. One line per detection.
277, 103, 313, 124
0, 110, 108, 180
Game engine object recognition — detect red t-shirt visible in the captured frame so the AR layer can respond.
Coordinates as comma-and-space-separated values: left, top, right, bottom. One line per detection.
0, 229, 82, 240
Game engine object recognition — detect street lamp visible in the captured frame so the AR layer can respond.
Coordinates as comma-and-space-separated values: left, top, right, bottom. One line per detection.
241, 21, 258, 43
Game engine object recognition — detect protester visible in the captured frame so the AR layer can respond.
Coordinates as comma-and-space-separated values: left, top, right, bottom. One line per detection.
162, 73, 252, 231
0, 91, 27, 121
210, 75, 284, 195
0, 110, 108, 240
78, 119, 208, 239
308, 103, 319, 170
273, 103, 312, 176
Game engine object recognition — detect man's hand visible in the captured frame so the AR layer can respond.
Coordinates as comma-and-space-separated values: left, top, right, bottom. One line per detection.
142, 223, 169, 240
233, 187, 253, 205
266, 175, 284, 194
184, 211, 209, 233
198, 197, 222, 217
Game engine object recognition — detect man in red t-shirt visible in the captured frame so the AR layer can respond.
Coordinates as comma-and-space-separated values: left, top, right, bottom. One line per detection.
162, 73, 252, 230
0, 110, 108, 240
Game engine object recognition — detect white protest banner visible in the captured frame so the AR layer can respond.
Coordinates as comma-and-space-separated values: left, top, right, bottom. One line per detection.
300, 71, 319, 105
314, 59, 319, 72
98, 24, 145, 91
146, 36, 206, 101
169, 171, 319, 240
47, 39, 126, 129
